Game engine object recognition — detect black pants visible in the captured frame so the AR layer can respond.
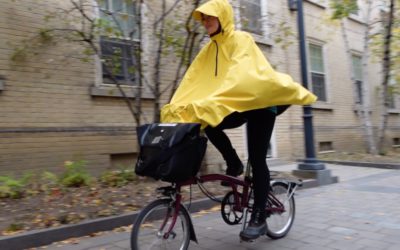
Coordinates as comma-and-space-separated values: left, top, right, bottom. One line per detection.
205, 108, 276, 210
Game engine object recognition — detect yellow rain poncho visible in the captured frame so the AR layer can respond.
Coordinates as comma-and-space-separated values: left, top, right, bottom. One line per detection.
161, 0, 317, 128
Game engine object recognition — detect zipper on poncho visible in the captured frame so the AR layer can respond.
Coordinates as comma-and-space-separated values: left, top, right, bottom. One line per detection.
213, 40, 218, 76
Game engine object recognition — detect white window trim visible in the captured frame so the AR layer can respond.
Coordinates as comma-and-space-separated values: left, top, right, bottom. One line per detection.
305, 0, 328, 9
91, 0, 152, 99
348, 0, 374, 25
260, 0, 268, 37
387, 97, 400, 113
351, 52, 363, 105
98, 0, 139, 40
92, 0, 103, 88
235, 0, 272, 45
387, 74, 400, 113
348, 14, 364, 24
307, 40, 330, 104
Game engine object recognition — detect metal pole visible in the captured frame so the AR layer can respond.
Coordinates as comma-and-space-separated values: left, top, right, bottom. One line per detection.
294, 0, 325, 170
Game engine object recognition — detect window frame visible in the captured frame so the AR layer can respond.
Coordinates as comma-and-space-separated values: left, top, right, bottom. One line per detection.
348, 0, 369, 25
349, 0, 360, 16
0, 76, 5, 91
99, 0, 139, 40
96, 0, 141, 87
307, 42, 328, 103
387, 74, 399, 112
387, 91, 396, 109
237, 0, 270, 44
351, 53, 363, 105
305, 0, 328, 8
239, 0, 262, 35
100, 37, 139, 86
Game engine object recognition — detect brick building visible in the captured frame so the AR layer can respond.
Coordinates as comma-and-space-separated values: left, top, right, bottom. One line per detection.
0, 0, 399, 175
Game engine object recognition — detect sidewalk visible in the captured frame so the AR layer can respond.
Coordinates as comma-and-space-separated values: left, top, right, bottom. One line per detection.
34, 163, 400, 250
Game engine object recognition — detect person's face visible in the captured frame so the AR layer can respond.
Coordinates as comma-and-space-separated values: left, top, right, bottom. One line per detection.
201, 14, 220, 35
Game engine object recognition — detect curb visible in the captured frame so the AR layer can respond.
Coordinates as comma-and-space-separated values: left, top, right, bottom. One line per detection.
320, 160, 400, 169
0, 160, 323, 250
0, 197, 220, 250
0, 179, 323, 250
1, 162, 396, 249
0, 161, 337, 250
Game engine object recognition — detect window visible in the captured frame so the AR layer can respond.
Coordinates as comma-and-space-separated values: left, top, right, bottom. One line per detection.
387, 90, 396, 109
240, 0, 263, 35
99, 0, 139, 39
319, 141, 334, 152
100, 38, 138, 85
0, 75, 5, 91
98, 0, 139, 85
387, 74, 398, 109
349, 0, 359, 15
393, 138, 400, 146
308, 43, 327, 102
352, 54, 363, 104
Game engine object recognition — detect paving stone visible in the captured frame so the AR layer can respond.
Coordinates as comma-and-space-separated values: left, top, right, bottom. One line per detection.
31, 164, 400, 250
113, 239, 130, 249
329, 240, 365, 250
355, 238, 392, 249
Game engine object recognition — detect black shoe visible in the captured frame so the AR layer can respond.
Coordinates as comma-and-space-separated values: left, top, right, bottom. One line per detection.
240, 208, 267, 241
221, 163, 244, 186
225, 164, 244, 177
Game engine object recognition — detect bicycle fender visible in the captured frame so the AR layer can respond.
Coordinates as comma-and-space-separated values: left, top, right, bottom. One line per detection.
180, 204, 198, 243
270, 180, 299, 197
270, 179, 289, 187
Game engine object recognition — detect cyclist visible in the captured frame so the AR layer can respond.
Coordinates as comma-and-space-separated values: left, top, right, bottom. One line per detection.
161, 0, 317, 240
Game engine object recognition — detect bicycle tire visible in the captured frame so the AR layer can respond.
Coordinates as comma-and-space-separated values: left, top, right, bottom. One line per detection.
131, 198, 191, 250
266, 181, 296, 239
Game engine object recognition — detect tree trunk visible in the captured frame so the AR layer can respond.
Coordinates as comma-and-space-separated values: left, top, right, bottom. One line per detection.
377, 0, 395, 153
153, 0, 167, 123
340, 20, 358, 108
359, 0, 377, 154
135, 0, 144, 126
339, 2, 376, 154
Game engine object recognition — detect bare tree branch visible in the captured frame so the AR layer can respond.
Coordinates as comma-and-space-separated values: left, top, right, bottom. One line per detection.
153, 0, 182, 28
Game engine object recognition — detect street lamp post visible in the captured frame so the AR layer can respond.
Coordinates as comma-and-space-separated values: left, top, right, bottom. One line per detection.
288, 0, 336, 185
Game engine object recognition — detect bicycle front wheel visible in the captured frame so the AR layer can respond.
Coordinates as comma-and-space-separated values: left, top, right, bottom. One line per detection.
131, 199, 191, 250
266, 181, 295, 239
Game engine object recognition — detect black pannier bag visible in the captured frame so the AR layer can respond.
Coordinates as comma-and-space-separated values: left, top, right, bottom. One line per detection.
135, 123, 207, 183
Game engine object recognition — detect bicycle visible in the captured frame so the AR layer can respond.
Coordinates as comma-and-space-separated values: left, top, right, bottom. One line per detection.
130, 160, 301, 250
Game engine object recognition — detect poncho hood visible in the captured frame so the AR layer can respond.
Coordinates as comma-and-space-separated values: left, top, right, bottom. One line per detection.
192, 0, 234, 35
161, 0, 317, 128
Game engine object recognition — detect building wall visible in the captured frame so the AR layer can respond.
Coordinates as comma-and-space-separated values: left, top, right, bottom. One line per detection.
0, 0, 205, 176
301, 0, 400, 154
0, 0, 399, 176
0, 0, 142, 175
229, 0, 400, 161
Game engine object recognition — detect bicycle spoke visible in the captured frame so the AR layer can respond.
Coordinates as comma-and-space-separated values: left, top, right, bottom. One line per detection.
266, 182, 296, 239
131, 199, 190, 250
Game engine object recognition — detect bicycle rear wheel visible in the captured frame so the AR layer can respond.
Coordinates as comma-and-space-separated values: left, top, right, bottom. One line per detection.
266, 181, 295, 239
131, 199, 191, 250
